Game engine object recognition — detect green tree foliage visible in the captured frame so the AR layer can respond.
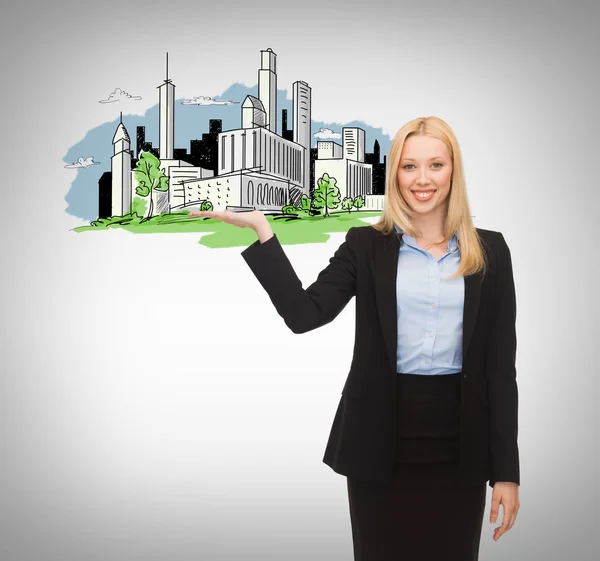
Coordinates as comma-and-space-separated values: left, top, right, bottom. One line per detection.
299, 194, 312, 212
313, 173, 341, 217
133, 151, 169, 222
130, 196, 147, 219
353, 195, 365, 210
341, 196, 354, 213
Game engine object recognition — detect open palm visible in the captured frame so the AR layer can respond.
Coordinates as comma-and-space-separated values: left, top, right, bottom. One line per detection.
188, 209, 267, 230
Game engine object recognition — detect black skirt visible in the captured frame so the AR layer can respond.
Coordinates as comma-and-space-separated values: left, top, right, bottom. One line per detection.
346, 372, 487, 561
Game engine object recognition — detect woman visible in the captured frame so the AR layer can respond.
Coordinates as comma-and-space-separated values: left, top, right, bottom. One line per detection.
190, 116, 520, 560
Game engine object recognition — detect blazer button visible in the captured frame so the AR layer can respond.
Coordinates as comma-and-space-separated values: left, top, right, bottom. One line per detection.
463, 372, 468, 379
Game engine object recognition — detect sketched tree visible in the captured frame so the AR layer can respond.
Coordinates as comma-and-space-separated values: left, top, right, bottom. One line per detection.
298, 194, 312, 212
312, 173, 341, 218
353, 195, 365, 211
133, 151, 169, 222
341, 196, 354, 213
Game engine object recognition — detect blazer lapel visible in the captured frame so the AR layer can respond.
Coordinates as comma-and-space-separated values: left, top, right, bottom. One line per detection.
374, 230, 483, 374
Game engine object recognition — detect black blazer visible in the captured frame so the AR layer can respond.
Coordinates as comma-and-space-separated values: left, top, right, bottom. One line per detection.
241, 225, 519, 489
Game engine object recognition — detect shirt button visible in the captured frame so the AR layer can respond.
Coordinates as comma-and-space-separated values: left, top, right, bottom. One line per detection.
431, 304, 436, 308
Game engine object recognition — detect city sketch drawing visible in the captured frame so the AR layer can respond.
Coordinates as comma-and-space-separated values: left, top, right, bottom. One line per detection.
65, 49, 393, 247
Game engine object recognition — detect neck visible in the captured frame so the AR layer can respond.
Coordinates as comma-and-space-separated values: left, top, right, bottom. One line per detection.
412, 212, 447, 244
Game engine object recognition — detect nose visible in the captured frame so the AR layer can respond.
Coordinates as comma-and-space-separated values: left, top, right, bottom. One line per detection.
416, 167, 431, 185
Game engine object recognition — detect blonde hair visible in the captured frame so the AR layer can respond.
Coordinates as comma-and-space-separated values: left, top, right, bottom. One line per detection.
372, 116, 489, 279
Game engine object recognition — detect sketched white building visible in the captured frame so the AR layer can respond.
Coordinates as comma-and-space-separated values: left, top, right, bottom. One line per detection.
363, 194, 385, 210
158, 53, 175, 160
173, 118, 306, 212
293, 80, 311, 196
111, 116, 132, 217
129, 53, 214, 213
173, 48, 313, 213
314, 126, 372, 201
167, 165, 214, 208
241, 95, 267, 128
318, 141, 343, 159
258, 48, 277, 133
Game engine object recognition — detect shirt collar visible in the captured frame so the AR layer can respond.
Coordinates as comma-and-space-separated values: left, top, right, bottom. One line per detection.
393, 223, 460, 253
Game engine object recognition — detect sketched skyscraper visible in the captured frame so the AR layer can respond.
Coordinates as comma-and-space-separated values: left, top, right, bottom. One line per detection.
343, 127, 365, 162
111, 112, 132, 216
293, 80, 311, 196
158, 52, 175, 159
258, 48, 277, 133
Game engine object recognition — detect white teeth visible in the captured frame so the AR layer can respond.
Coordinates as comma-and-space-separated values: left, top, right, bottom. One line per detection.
415, 191, 434, 198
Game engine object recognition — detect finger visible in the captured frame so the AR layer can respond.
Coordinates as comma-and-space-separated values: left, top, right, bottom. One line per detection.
508, 504, 520, 530
490, 495, 500, 523
493, 506, 506, 540
200, 211, 224, 220
495, 505, 515, 540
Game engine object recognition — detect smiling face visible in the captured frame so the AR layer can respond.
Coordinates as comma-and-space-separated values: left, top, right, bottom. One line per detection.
397, 134, 453, 218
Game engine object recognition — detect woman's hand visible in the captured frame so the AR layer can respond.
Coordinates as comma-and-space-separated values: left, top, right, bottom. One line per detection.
188, 209, 266, 230
490, 482, 520, 541
189, 209, 273, 242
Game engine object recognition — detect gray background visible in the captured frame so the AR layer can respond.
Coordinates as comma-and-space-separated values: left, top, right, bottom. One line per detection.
1, 0, 599, 559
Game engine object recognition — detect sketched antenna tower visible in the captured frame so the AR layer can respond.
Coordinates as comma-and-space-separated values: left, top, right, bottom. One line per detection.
157, 52, 175, 160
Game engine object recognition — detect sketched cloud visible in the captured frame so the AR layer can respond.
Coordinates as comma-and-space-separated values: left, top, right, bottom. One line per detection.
64, 156, 101, 169
99, 87, 143, 103
182, 95, 238, 106
314, 127, 341, 139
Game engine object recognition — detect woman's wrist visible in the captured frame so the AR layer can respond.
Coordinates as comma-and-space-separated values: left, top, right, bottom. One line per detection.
255, 222, 274, 243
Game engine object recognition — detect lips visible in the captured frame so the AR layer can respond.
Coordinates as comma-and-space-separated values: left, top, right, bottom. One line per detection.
411, 190, 436, 202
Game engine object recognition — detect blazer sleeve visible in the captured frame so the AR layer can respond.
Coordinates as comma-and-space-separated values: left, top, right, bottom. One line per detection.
240, 227, 359, 334
486, 232, 520, 488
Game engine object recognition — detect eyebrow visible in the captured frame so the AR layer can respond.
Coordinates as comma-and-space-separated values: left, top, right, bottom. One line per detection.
401, 157, 446, 162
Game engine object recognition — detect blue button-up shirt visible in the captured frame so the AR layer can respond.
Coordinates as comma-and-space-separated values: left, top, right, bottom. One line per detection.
393, 224, 464, 375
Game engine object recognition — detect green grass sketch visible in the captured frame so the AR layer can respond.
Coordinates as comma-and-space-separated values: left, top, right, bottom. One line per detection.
72, 210, 380, 248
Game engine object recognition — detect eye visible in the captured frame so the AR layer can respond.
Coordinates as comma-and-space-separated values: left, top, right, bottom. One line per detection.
402, 163, 443, 170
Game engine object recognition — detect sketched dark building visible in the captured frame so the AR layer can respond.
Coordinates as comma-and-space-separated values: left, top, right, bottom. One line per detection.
282, 109, 293, 142
98, 171, 113, 219
189, 119, 221, 175
136, 126, 159, 159
310, 147, 317, 199
365, 139, 387, 195
137, 119, 220, 173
